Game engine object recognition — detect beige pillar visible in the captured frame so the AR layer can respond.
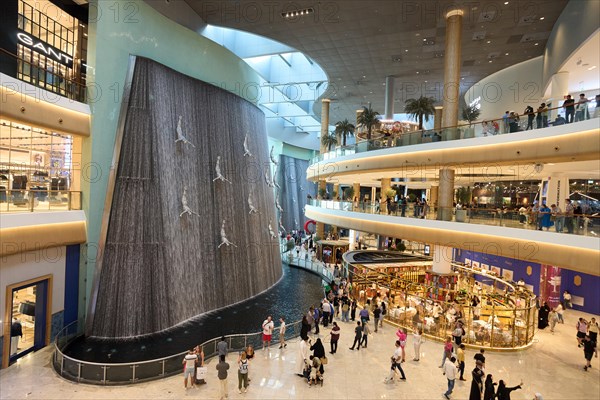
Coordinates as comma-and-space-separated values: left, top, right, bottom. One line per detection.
353, 182, 361, 201
441, 10, 463, 140
549, 71, 569, 120
381, 178, 392, 214
432, 244, 453, 274
430, 185, 439, 211
320, 99, 331, 154
434, 106, 443, 132
437, 168, 455, 221
333, 183, 340, 200
316, 180, 327, 239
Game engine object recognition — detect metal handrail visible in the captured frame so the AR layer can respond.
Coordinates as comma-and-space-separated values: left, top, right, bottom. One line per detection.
312, 104, 599, 164
52, 256, 332, 384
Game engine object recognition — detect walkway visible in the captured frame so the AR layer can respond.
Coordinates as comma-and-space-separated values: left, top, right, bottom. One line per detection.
0, 309, 598, 399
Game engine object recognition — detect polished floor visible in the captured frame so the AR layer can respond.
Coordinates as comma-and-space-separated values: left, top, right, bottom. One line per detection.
1, 309, 598, 400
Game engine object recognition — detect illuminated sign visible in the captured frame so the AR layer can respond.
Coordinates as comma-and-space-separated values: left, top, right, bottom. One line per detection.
17, 31, 73, 67
469, 96, 482, 110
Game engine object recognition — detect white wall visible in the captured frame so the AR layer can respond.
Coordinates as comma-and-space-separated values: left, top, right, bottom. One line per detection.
463, 57, 544, 121
0, 247, 66, 338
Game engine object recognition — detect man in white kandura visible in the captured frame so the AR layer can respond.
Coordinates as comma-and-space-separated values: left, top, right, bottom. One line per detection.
175, 115, 196, 148
268, 220, 277, 239
270, 145, 278, 165
248, 194, 258, 214
179, 186, 199, 217
243, 133, 252, 157
218, 220, 237, 248
213, 156, 232, 184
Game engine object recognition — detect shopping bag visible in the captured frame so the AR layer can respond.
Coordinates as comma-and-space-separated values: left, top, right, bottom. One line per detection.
196, 366, 208, 380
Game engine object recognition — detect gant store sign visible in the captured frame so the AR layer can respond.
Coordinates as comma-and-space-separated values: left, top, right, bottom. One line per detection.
17, 30, 73, 67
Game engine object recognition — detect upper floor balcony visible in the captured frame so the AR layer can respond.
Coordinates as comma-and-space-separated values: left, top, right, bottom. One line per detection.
308, 105, 600, 181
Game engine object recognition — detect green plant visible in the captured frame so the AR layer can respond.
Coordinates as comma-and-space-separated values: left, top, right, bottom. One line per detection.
384, 188, 397, 199
321, 131, 338, 151
335, 119, 356, 146
456, 186, 472, 205
356, 106, 380, 140
318, 188, 327, 198
462, 105, 481, 126
407, 193, 417, 202
285, 239, 295, 252
404, 96, 436, 130
344, 186, 355, 200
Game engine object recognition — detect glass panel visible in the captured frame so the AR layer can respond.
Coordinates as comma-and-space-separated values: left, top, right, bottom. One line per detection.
135, 361, 163, 381
62, 358, 80, 380
80, 363, 104, 382
164, 355, 184, 376
106, 365, 134, 384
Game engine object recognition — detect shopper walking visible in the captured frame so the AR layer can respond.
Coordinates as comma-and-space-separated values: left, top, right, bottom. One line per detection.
474, 349, 486, 370
386, 340, 406, 382
469, 360, 485, 400
341, 300, 350, 322
412, 329, 423, 361
457, 344, 466, 380
583, 335, 596, 371
556, 303, 565, 324
443, 356, 458, 399
297, 337, 310, 377
329, 321, 340, 354
216, 355, 230, 400
440, 337, 454, 368
496, 379, 522, 400
279, 317, 287, 349
349, 321, 363, 350
350, 300, 357, 321
524, 105, 535, 130
300, 315, 311, 340
373, 305, 381, 332
360, 318, 371, 348
549, 309, 558, 333
577, 318, 588, 347
217, 336, 228, 359
588, 317, 599, 343
237, 352, 249, 393
310, 337, 326, 374
483, 374, 497, 400
262, 316, 274, 350
182, 349, 198, 389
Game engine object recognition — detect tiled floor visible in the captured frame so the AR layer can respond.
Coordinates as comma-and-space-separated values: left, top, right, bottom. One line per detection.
1, 309, 598, 400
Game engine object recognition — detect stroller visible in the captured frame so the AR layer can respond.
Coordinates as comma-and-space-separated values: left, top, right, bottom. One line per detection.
304, 359, 324, 387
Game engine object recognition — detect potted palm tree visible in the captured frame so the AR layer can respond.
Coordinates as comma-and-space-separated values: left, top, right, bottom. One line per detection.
356, 106, 380, 143
461, 105, 480, 139
404, 96, 435, 145
321, 132, 338, 152
335, 119, 355, 147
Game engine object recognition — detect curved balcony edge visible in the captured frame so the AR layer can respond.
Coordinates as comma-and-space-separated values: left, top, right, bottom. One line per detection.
305, 205, 600, 277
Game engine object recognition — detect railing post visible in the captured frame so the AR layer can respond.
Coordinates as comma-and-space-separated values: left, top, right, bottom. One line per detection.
68, 191, 72, 210
102, 365, 107, 384
77, 362, 82, 382
161, 360, 165, 376
131, 364, 137, 383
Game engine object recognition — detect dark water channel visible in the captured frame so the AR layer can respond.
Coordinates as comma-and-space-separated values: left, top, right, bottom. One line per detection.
64, 265, 324, 363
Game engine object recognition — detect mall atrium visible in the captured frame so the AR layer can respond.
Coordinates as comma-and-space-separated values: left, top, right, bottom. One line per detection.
0, 0, 599, 399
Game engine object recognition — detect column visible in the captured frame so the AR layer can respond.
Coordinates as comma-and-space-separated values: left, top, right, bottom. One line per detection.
371, 187, 377, 207
384, 76, 395, 121
437, 168, 455, 221
431, 245, 453, 274
441, 10, 464, 140
430, 185, 439, 211
380, 178, 391, 214
316, 180, 327, 239
320, 99, 331, 154
353, 182, 360, 202
333, 183, 340, 200
549, 71, 569, 120
434, 106, 443, 132
316, 99, 331, 239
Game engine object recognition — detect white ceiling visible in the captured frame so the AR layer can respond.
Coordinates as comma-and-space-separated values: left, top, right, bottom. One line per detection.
183, 0, 570, 126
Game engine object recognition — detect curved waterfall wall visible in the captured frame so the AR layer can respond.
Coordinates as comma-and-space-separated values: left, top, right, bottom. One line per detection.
277, 155, 316, 231
90, 57, 282, 338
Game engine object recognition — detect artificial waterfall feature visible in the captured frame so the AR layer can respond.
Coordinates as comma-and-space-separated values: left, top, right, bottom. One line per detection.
88, 57, 282, 338
276, 155, 316, 232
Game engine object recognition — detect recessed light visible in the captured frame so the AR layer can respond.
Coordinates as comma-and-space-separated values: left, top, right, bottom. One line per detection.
504, 1, 509, 4
534, 42, 539, 46
489, 60, 493, 63
363, 75, 366, 78
539, 17, 545, 20
505, 52, 509, 56
486, 40, 491, 44
405, 49, 409, 52
416, 71, 419, 74
589, 66, 597, 70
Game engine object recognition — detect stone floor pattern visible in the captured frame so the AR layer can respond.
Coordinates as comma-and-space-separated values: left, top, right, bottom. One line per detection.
1, 309, 598, 400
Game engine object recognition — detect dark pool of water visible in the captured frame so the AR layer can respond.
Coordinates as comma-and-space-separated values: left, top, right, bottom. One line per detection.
64, 264, 324, 363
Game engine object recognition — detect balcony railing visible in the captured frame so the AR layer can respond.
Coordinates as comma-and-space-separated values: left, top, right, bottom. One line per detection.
0, 190, 81, 213
308, 199, 599, 237
1, 48, 87, 103
312, 102, 600, 164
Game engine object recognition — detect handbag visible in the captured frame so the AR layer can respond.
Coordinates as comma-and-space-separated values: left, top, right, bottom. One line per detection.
320, 356, 328, 365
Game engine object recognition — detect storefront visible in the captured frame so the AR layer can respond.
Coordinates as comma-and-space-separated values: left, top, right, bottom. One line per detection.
0, 118, 82, 212
1, 0, 88, 102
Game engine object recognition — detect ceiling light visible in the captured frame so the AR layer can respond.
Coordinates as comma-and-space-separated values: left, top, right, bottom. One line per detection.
505, 52, 509, 55
539, 17, 545, 20
504, 1, 509, 4
489, 60, 492, 63
405, 49, 408, 52
588, 66, 597, 70
487, 40, 491, 44
534, 42, 539, 46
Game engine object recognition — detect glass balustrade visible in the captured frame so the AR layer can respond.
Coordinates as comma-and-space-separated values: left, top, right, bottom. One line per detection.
311, 104, 600, 165
0, 190, 81, 213
307, 199, 599, 237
